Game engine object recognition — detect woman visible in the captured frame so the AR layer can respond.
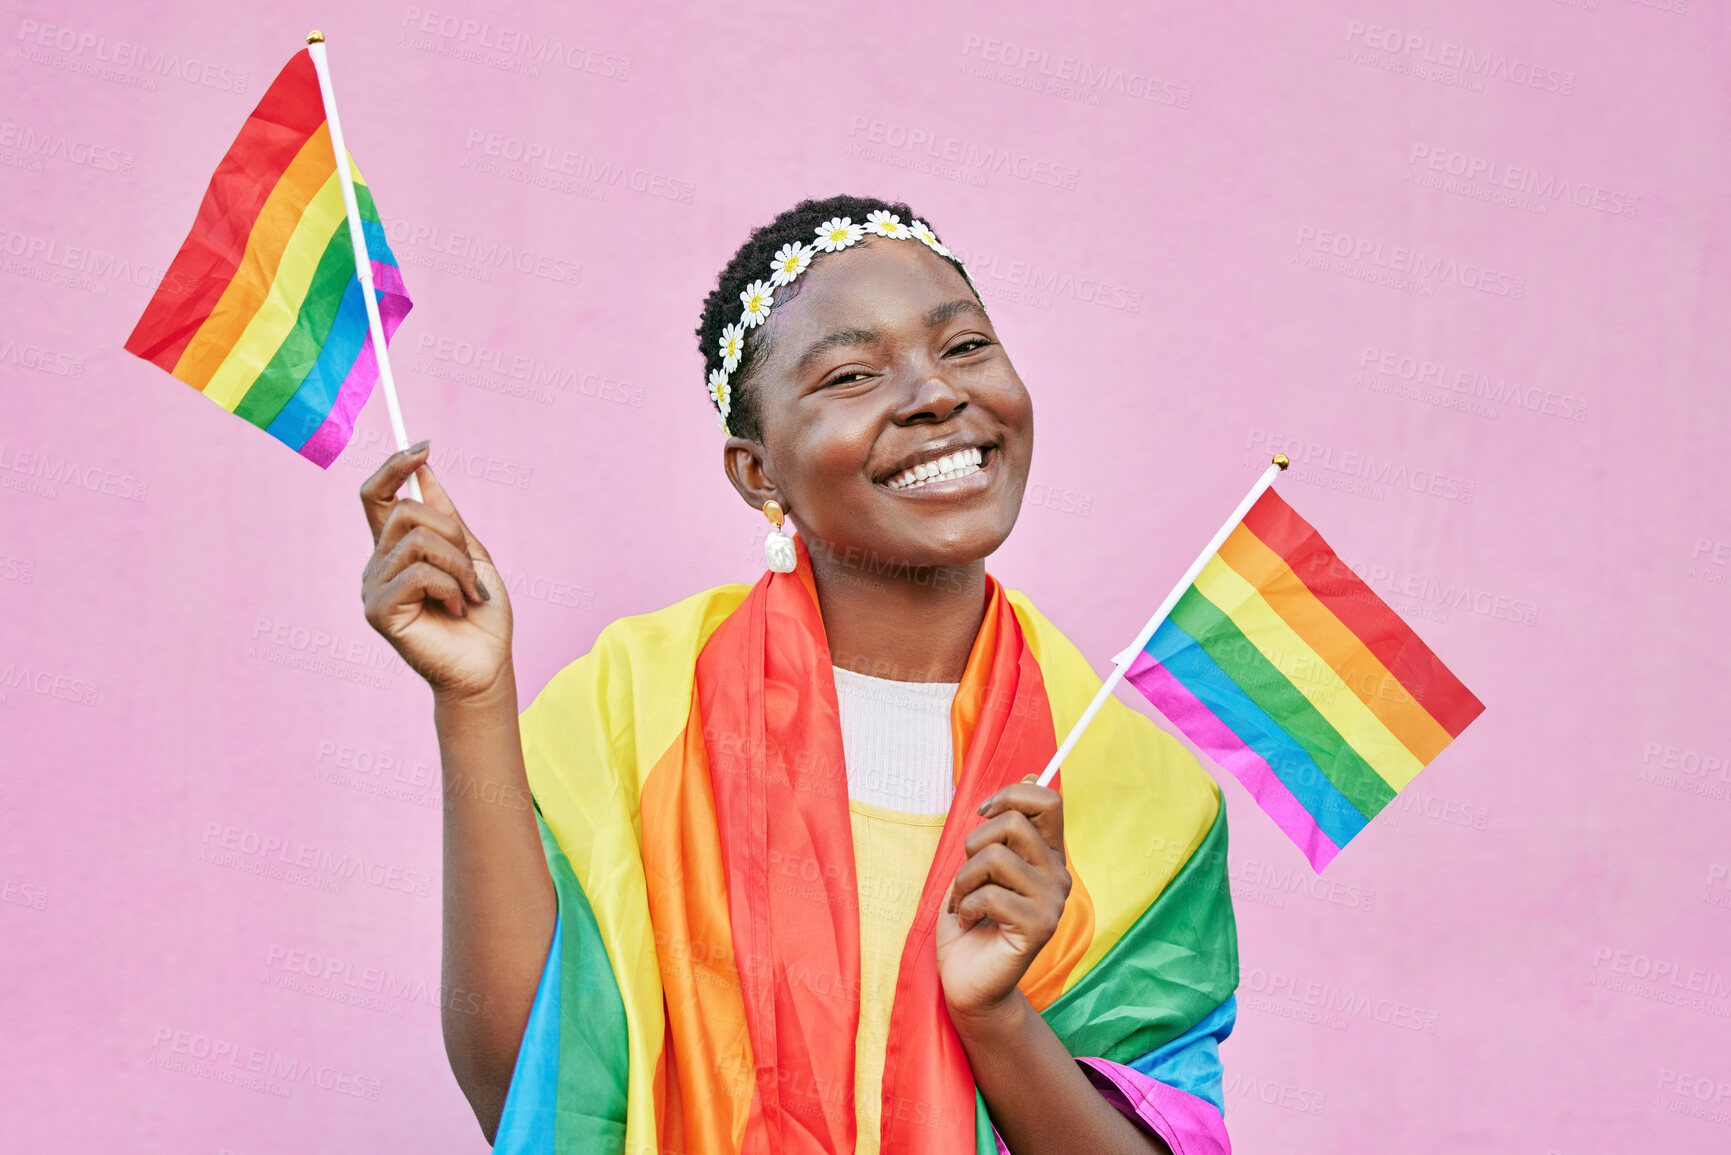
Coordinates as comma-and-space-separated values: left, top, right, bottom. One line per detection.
359, 195, 1238, 1154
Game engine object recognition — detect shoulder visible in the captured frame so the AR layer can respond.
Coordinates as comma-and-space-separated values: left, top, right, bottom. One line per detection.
1005, 587, 1221, 863
540, 583, 750, 686
522, 582, 752, 740
589, 582, 754, 663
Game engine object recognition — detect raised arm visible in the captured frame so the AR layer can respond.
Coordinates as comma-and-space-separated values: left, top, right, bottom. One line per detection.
359, 443, 556, 1142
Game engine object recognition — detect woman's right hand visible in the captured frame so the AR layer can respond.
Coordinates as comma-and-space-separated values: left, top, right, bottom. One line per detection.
360, 441, 513, 701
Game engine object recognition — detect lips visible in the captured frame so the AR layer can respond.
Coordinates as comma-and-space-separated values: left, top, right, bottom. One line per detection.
883, 446, 986, 490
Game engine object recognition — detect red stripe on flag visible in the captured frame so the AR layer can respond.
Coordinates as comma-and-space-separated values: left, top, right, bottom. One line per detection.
1241, 488, 1485, 737
124, 49, 325, 371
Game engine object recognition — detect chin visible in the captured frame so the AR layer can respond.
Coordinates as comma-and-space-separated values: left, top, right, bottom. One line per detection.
905, 513, 1018, 570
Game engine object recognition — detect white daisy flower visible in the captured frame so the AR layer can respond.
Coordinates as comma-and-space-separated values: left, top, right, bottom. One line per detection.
708, 367, 731, 415
910, 218, 951, 257
865, 209, 911, 239
768, 242, 815, 287
739, 280, 775, 327
719, 323, 745, 372
813, 216, 864, 252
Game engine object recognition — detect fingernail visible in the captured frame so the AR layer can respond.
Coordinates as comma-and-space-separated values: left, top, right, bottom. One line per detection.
477, 579, 490, 602
407, 439, 431, 455
976, 800, 989, 815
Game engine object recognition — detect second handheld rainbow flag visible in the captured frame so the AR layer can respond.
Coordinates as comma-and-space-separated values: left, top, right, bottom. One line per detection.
125, 47, 410, 467
1124, 487, 1484, 871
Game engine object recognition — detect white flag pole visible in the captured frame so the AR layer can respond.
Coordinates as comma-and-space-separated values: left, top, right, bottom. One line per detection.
1034, 454, 1290, 788
304, 31, 421, 502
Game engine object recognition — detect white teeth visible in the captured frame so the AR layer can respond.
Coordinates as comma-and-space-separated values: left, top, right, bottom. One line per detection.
883, 446, 987, 491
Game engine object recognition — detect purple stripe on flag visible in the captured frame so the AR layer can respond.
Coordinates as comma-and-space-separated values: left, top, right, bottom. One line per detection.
297, 261, 411, 469
1127, 652, 1341, 872
371, 262, 409, 302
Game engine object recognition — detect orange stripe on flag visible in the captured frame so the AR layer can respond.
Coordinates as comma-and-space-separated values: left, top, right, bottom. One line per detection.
1217, 524, 1454, 764
641, 716, 757, 1155
171, 123, 337, 391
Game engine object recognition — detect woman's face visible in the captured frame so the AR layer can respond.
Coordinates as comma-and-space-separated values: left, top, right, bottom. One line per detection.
724, 238, 1033, 572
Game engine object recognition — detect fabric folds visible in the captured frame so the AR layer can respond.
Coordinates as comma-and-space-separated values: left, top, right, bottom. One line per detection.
498, 535, 1238, 1153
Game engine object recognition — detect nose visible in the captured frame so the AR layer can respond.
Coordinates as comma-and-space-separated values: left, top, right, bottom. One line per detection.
892, 368, 968, 425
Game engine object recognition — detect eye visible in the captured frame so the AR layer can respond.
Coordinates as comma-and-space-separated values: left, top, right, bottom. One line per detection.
946, 337, 992, 356
822, 368, 872, 388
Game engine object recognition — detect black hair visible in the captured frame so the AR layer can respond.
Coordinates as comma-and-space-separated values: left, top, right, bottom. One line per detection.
694, 194, 979, 443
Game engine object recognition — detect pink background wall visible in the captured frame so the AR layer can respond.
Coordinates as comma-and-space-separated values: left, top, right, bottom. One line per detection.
4, 0, 1728, 1151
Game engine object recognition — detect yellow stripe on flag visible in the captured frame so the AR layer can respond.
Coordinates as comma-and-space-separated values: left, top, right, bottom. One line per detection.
171, 124, 337, 391
1193, 555, 1427, 792
1217, 525, 1454, 762
200, 169, 347, 412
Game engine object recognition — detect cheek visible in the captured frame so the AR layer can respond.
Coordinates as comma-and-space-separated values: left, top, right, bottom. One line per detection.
972, 360, 1033, 423
778, 415, 876, 511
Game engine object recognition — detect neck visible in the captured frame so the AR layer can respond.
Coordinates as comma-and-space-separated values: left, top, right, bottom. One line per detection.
805, 543, 988, 684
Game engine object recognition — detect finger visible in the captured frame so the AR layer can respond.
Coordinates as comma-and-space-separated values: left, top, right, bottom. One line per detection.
360, 440, 432, 543
963, 808, 1062, 869
953, 884, 1042, 935
375, 501, 490, 604
374, 560, 467, 621
414, 462, 493, 567
948, 843, 1048, 910
376, 497, 476, 563
976, 779, 1065, 855
371, 526, 486, 604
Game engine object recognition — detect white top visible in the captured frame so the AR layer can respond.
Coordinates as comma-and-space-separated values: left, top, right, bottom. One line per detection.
831, 665, 959, 814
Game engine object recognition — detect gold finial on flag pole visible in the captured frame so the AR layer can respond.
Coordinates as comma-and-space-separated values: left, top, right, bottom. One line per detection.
306, 30, 325, 44
1272, 453, 1290, 469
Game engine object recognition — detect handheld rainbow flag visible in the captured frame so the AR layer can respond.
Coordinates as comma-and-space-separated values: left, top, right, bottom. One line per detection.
125, 34, 413, 471
1038, 456, 1483, 872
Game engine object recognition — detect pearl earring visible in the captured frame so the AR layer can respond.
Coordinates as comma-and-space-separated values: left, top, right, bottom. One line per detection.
762, 500, 796, 573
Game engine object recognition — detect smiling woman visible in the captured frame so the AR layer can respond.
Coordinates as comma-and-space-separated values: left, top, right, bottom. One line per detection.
357, 193, 1239, 1155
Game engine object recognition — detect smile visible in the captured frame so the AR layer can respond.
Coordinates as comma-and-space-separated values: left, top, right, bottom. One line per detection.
882, 446, 988, 491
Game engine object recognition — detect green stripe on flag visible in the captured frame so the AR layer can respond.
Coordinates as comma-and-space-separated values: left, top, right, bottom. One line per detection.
1041, 801, 1239, 1063
1170, 586, 1396, 819
534, 810, 630, 1155
234, 220, 357, 429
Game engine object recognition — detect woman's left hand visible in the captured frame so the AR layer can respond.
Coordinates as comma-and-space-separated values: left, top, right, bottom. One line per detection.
935, 774, 1071, 1023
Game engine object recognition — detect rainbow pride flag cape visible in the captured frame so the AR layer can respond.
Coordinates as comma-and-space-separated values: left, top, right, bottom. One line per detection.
497, 535, 1239, 1154
1125, 488, 1484, 872
124, 48, 410, 467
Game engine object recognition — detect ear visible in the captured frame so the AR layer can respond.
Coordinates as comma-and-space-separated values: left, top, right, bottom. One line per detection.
723, 436, 783, 514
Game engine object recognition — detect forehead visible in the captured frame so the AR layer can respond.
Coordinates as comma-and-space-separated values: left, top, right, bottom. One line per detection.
765, 238, 976, 338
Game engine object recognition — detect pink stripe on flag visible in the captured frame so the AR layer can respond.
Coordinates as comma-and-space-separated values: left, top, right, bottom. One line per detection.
297, 261, 411, 468
298, 334, 377, 467
1127, 652, 1341, 872
371, 262, 409, 301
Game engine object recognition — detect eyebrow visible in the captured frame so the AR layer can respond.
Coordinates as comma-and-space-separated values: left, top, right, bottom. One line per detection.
789, 298, 989, 375
790, 327, 880, 376
925, 298, 988, 327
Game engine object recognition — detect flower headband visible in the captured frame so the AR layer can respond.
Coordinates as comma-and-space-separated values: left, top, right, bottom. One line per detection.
707, 210, 970, 436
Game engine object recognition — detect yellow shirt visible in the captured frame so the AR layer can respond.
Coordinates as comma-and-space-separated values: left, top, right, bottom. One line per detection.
849, 799, 947, 1155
